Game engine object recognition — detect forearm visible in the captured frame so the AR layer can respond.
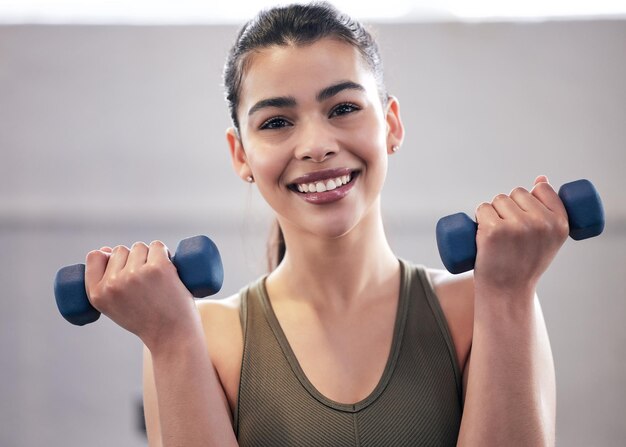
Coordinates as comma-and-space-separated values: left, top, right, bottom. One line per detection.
458, 285, 556, 446
148, 317, 238, 447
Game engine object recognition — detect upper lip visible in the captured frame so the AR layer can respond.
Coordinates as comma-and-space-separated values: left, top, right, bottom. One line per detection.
289, 167, 355, 185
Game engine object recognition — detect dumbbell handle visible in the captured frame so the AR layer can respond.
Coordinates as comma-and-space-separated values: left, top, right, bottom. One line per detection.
54, 235, 223, 326
436, 179, 605, 274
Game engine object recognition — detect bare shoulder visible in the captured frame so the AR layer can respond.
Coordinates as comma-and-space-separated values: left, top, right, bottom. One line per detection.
195, 293, 243, 353
196, 292, 242, 320
425, 267, 475, 372
195, 293, 244, 414
426, 267, 474, 303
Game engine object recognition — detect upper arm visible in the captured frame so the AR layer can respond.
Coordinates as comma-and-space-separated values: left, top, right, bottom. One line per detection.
143, 345, 162, 447
461, 346, 471, 407
196, 295, 244, 419
428, 268, 475, 407
142, 294, 243, 446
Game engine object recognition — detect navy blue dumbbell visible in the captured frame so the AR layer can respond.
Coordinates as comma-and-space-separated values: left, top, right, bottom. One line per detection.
436, 179, 605, 274
54, 235, 223, 326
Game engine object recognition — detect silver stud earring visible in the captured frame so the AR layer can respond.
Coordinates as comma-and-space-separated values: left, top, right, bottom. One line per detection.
246, 175, 254, 183
391, 145, 400, 153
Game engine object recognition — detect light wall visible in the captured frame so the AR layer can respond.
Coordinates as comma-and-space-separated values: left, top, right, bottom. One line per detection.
1, 21, 624, 446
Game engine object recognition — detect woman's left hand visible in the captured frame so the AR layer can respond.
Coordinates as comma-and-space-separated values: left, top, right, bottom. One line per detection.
473, 175, 570, 296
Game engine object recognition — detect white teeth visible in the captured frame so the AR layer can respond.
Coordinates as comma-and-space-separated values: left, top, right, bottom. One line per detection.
295, 173, 354, 193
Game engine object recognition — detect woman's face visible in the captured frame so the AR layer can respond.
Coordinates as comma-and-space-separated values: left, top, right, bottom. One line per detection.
228, 37, 403, 240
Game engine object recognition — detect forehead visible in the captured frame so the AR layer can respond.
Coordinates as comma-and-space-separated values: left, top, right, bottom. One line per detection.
239, 38, 376, 105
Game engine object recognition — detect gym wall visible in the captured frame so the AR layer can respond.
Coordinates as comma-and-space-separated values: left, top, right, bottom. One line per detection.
1, 21, 624, 446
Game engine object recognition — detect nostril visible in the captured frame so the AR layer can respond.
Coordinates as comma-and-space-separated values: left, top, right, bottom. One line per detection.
296, 147, 337, 162
317, 150, 337, 162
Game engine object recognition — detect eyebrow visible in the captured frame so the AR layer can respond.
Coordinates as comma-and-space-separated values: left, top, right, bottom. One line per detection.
247, 96, 296, 117
247, 81, 365, 117
316, 81, 365, 102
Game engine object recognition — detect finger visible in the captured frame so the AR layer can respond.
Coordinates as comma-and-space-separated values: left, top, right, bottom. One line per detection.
490, 193, 524, 220
126, 242, 149, 270
534, 174, 549, 185
104, 245, 130, 277
509, 186, 547, 215
85, 249, 110, 295
531, 180, 567, 215
100, 246, 113, 253
146, 240, 171, 266
475, 201, 500, 225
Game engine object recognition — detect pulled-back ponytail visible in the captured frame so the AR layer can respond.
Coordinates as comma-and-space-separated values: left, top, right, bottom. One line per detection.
267, 219, 286, 272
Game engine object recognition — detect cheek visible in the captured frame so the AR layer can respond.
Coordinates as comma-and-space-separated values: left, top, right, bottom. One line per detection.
353, 114, 388, 161
362, 117, 389, 185
247, 147, 290, 190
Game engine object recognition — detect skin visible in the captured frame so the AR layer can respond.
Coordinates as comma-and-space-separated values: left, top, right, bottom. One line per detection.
87, 37, 565, 446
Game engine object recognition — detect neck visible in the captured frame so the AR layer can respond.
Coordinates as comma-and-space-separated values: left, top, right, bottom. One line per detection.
267, 202, 399, 310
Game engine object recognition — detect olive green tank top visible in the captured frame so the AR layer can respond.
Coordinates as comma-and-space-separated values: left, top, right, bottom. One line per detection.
235, 259, 462, 446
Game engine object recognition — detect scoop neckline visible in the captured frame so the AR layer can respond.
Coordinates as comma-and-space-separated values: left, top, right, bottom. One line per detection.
255, 259, 410, 413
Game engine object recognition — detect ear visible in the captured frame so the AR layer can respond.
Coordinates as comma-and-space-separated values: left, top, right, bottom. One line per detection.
226, 127, 253, 181
384, 96, 405, 154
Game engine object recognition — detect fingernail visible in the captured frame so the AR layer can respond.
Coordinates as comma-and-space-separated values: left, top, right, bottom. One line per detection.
537, 175, 549, 183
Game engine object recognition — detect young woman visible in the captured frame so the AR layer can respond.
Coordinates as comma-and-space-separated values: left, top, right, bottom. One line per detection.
85, 3, 566, 445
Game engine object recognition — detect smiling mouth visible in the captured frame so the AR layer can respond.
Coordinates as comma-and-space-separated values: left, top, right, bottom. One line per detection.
288, 171, 360, 194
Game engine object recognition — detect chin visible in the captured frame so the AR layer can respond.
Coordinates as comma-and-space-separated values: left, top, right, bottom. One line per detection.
305, 214, 364, 241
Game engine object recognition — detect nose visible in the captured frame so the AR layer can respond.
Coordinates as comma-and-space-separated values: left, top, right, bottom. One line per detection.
294, 119, 338, 163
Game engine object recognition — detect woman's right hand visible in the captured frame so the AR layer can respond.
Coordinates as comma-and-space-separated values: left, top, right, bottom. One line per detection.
84, 241, 199, 350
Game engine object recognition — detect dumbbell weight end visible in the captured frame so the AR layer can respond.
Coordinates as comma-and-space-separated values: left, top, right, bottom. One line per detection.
558, 179, 605, 240
54, 264, 101, 326
435, 213, 478, 274
173, 235, 223, 298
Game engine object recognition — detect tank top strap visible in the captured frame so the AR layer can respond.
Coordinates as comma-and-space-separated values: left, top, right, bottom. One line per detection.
234, 276, 266, 431
406, 261, 463, 400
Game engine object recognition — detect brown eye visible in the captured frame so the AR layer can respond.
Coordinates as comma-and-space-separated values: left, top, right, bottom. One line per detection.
330, 103, 360, 117
260, 117, 292, 130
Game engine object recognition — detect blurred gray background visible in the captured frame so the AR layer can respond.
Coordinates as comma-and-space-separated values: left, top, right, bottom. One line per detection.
1, 19, 625, 446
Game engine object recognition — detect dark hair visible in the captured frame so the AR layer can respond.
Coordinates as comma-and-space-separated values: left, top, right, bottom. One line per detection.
223, 1, 387, 271
266, 219, 287, 273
